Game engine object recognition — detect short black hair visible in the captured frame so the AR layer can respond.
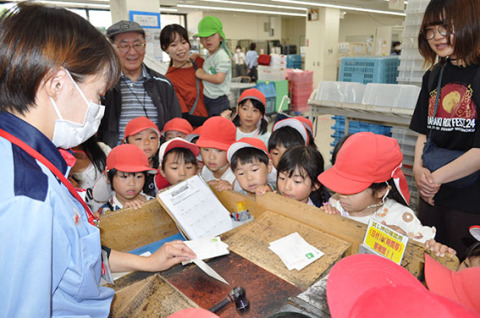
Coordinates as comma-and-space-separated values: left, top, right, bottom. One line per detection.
370, 179, 408, 207
268, 126, 305, 152
161, 147, 197, 171
231, 147, 269, 171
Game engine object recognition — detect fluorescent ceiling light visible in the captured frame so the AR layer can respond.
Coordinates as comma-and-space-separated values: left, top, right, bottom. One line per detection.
160, 7, 179, 12
14, 0, 110, 9
177, 4, 306, 17
195, 0, 307, 11
272, 0, 406, 16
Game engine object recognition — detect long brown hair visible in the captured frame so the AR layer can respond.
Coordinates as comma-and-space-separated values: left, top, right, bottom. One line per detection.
418, 0, 480, 69
0, 2, 121, 114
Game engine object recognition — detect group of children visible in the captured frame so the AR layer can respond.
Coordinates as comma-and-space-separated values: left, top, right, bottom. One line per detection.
82, 83, 460, 258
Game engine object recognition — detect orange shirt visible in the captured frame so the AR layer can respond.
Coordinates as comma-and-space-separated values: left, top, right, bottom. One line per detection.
166, 57, 208, 117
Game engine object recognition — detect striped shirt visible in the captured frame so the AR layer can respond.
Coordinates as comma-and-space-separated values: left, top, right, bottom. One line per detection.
117, 65, 158, 143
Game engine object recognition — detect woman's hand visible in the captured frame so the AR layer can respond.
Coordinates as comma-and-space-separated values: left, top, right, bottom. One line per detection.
144, 240, 196, 272
413, 166, 440, 205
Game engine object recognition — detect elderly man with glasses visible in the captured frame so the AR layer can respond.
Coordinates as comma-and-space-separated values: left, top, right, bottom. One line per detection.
98, 20, 181, 147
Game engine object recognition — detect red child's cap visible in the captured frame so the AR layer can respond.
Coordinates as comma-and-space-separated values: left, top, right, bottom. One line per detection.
123, 116, 160, 142
238, 88, 266, 107
327, 254, 479, 318
196, 116, 236, 151
159, 137, 200, 164
318, 132, 410, 204
295, 116, 313, 135
425, 254, 480, 314
227, 137, 269, 163
162, 117, 193, 136
106, 144, 157, 174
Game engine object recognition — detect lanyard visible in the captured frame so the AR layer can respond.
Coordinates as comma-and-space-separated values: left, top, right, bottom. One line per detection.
0, 128, 99, 227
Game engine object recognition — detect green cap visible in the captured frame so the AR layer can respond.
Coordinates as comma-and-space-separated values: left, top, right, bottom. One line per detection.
195, 16, 226, 39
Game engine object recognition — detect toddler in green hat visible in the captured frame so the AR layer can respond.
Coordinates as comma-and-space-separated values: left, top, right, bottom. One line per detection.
194, 16, 232, 117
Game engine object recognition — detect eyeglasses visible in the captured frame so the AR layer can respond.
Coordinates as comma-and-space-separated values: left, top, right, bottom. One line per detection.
424, 24, 448, 40
114, 42, 146, 53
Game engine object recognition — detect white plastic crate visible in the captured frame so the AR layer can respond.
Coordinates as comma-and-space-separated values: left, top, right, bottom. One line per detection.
316, 81, 366, 103
257, 65, 287, 81
361, 83, 421, 109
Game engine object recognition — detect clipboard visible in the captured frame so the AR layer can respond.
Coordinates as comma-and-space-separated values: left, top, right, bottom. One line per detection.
156, 175, 233, 240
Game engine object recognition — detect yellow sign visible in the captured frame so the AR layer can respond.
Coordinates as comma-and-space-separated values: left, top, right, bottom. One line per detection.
363, 219, 408, 264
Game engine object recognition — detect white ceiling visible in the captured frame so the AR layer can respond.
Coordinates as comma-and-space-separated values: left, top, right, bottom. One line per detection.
11, 0, 406, 17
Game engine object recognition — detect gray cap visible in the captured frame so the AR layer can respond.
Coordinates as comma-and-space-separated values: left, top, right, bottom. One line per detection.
107, 20, 145, 40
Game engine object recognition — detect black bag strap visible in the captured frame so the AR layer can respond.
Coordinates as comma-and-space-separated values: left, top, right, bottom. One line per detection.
427, 63, 446, 139
189, 59, 200, 115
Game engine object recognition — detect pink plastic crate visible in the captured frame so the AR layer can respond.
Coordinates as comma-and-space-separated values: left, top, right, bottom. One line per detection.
287, 70, 314, 84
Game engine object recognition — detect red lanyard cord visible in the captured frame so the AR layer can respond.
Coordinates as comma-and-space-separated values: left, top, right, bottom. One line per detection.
0, 128, 98, 226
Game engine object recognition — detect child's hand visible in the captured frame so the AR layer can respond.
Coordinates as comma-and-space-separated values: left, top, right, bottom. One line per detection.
320, 204, 341, 215
255, 185, 273, 196
189, 52, 199, 61
220, 109, 232, 119
425, 239, 456, 257
195, 68, 206, 80
123, 199, 145, 210
208, 179, 233, 192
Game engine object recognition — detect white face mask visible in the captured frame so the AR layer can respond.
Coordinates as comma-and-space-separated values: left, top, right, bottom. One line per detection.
236, 49, 241, 53
49, 70, 105, 149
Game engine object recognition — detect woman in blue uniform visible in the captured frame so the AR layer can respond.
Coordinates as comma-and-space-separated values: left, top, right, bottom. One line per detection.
0, 3, 195, 317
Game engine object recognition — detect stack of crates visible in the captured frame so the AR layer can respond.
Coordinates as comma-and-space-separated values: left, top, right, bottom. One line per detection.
286, 54, 301, 69
338, 56, 400, 84
254, 81, 276, 115
391, 126, 420, 210
287, 70, 314, 113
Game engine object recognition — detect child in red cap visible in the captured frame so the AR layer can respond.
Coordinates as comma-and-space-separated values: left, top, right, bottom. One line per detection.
100, 144, 157, 214
196, 116, 238, 191
232, 88, 271, 147
226, 137, 273, 196
156, 137, 200, 190
123, 116, 161, 196
318, 132, 455, 255
162, 117, 193, 141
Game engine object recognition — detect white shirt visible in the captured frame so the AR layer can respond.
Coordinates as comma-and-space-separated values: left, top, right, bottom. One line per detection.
329, 197, 436, 243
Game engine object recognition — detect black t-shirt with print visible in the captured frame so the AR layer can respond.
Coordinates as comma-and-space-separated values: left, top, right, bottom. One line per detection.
410, 60, 480, 213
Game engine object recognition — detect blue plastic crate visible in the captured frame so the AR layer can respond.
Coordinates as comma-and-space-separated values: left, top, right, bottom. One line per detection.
338, 56, 400, 84
331, 116, 392, 136
255, 82, 276, 114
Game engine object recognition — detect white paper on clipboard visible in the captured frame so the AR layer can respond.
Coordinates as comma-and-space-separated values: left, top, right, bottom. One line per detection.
157, 175, 233, 240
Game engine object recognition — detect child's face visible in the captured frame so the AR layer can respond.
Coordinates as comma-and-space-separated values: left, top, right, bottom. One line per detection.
336, 188, 382, 214
127, 129, 160, 160
165, 130, 186, 141
277, 167, 315, 204
161, 152, 198, 186
238, 100, 262, 132
425, 23, 455, 58
234, 159, 272, 195
200, 147, 228, 172
269, 144, 288, 169
458, 256, 480, 271
200, 33, 221, 54
112, 171, 145, 204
